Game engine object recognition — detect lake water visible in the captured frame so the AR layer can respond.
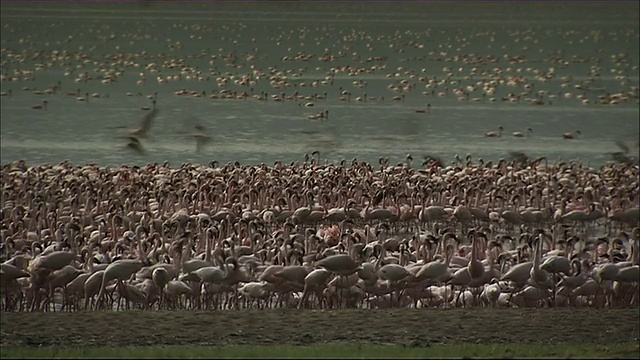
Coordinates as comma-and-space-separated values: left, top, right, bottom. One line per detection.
1, 1, 638, 168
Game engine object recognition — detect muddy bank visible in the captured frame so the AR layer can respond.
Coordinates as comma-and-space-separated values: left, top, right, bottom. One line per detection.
2, 308, 638, 348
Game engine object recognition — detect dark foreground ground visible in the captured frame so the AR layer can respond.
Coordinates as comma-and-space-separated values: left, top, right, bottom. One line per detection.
1, 308, 638, 348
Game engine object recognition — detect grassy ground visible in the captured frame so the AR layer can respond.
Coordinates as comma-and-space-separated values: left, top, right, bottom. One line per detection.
2, 343, 639, 359
1, 308, 639, 358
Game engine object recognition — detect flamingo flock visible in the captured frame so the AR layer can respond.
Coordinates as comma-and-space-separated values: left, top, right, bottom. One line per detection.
2, 4, 638, 128
1, 3, 638, 313
1, 156, 638, 312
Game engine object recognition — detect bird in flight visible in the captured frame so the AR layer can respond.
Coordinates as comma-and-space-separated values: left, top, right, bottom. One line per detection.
125, 135, 146, 155
119, 101, 158, 154
177, 115, 212, 153
191, 124, 212, 153
610, 139, 637, 165
128, 102, 157, 138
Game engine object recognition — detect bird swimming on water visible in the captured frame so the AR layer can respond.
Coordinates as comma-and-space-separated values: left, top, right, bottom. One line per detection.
563, 130, 581, 139
485, 126, 503, 138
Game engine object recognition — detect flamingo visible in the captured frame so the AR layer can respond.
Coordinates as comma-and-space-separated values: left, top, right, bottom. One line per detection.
32, 100, 48, 110
512, 128, 533, 137
485, 126, 503, 138
529, 234, 554, 290
189, 124, 212, 153
308, 109, 328, 121
125, 136, 146, 155
563, 130, 581, 139
126, 104, 157, 138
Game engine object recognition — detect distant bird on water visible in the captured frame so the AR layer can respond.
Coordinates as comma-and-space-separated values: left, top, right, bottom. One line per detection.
485, 126, 503, 138
32, 100, 48, 110
414, 103, 431, 114
512, 128, 533, 138
141, 96, 157, 110
563, 130, 581, 139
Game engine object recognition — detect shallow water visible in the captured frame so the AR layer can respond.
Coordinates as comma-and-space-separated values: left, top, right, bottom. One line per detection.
1, 2, 638, 167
